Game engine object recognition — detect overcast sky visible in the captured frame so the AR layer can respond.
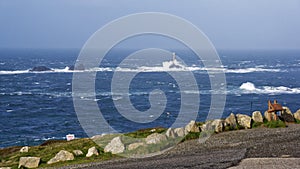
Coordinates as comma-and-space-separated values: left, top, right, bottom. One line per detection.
0, 0, 299, 50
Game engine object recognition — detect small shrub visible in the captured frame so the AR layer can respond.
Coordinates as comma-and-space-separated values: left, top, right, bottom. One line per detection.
264, 120, 286, 128
252, 122, 263, 128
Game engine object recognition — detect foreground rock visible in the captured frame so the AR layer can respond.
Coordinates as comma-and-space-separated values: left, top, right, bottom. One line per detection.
165, 128, 176, 138
201, 120, 224, 133
86, 146, 99, 157
145, 133, 167, 144
0, 167, 12, 169
73, 150, 83, 156
280, 107, 295, 122
20, 146, 29, 153
174, 127, 185, 137
236, 114, 252, 129
29, 66, 52, 72
185, 120, 200, 133
264, 111, 277, 121
128, 142, 145, 151
252, 111, 263, 123
225, 113, 238, 129
294, 109, 300, 121
47, 150, 74, 164
18, 157, 40, 168
104, 137, 125, 154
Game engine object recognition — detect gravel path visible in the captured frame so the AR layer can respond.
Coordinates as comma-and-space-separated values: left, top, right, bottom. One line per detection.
61, 124, 300, 169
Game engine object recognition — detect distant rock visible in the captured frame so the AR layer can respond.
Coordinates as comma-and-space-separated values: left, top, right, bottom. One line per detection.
252, 111, 263, 123
18, 157, 40, 168
166, 128, 176, 138
104, 137, 125, 154
264, 111, 278, 121
30, 66, 52, 72
236, 114, 252, 129
294, 109, 300, 121
0, 167, 11, 169
86, 146, 99, 157
47, 150, 74, 164
128, 142, 144, 151
280, 107, 295, 122
68, 64, 85, 71
20, 146, 29, 153
174, 127, 185, 137
145, 133, 167, 144
185, 120, 200, 133
225, 113, 238, 129
73, 150, 83, 156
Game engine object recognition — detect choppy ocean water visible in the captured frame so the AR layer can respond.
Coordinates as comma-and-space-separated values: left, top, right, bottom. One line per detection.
0, 48, 300, 148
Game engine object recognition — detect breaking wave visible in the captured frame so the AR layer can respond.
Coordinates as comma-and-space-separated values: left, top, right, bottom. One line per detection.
0, 66, 283, 75
239, 82, 300, 94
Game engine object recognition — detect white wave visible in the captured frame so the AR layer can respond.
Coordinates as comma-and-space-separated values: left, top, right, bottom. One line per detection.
0, 66, 283, 75
239, 82, 300, 94
226, 68, 281, 74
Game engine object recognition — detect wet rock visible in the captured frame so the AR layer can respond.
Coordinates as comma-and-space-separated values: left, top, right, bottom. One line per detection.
47, 150, 74, 164
20, 146, 29, 153
104, 137, 125, 154
18, 157, 40, 168
86, 146, 99, 157
236, 114, 252, 129
252, 111, 263, 123
185, 120, 200, 133
145, 133, 167, 144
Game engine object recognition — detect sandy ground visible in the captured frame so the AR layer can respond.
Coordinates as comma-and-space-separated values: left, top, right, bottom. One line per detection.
61, 124, 300, 169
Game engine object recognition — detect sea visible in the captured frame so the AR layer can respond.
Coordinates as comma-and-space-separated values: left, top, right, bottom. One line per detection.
0, 48, 300, 148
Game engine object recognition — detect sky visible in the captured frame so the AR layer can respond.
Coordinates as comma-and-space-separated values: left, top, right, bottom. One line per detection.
0, 0, 300, 50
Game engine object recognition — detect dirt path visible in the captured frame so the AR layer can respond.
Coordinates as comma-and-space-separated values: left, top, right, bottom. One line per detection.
61, 124, 300, 169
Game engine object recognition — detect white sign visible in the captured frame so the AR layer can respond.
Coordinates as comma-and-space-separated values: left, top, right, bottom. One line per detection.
66, 134, 75, 141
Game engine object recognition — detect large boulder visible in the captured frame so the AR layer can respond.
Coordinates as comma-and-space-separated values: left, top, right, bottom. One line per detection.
127, 142, 144, 151
201, 120, 224, 133
73, 150, 83, 156
252, 111, 263, 123
264, 111, 278, 121
18, 157, 40, 168
30, 66, 52, 72
236, 114, 252, 129
145, 133, 167, 144
280, 107, 295, 122
185, 120, 200, 133
20, 146, 29, 153
211, 119, 224, 133
174, 127, 186, 137
225, 113, 238, 129
47, 150, 74, 164
294, 109, 300, 121
165, 128, 176, 138
86, 146, 99, 157
104, 136, 125, 154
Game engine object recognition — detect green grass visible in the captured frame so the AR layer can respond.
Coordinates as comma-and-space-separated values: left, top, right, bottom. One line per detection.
252, 122, 264, 128
0, 138, 117, 169
124, 127, 166, 138
263, 120, 286, 128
